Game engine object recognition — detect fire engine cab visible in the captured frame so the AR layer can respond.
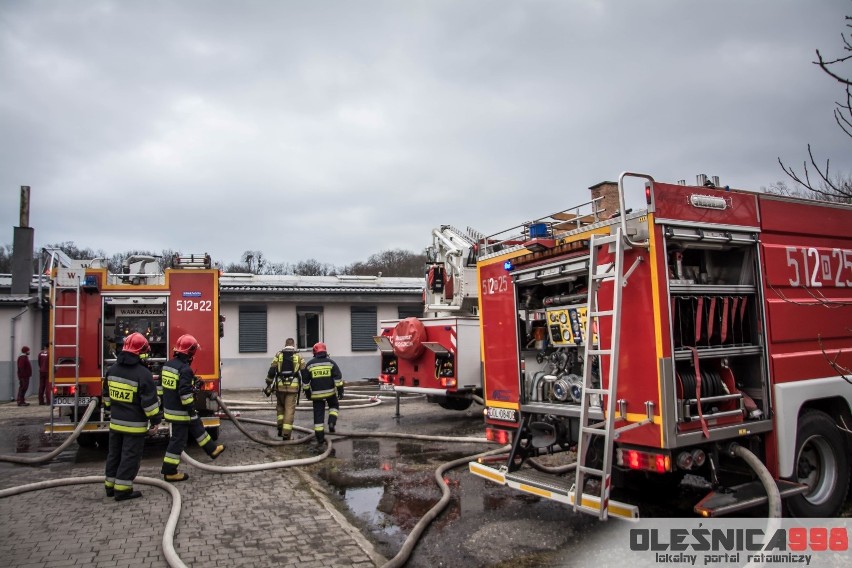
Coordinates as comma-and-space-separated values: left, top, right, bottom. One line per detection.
470, 173, 852, 520
44, 251, 222, 447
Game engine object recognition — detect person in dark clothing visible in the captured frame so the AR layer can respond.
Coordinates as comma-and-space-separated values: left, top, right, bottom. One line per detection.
160, 334, 224, 482
103, 332, 162, 501
16, 346, 31, 406
301, 342, 344, 448
38, 345, 50, 405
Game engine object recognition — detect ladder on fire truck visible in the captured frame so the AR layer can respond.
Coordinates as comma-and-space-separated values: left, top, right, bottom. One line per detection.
49, 265, 83, 426
572, 227, 647, 520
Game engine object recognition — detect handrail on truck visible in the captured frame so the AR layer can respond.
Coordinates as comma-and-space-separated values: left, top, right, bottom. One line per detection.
617, 171, 655, 248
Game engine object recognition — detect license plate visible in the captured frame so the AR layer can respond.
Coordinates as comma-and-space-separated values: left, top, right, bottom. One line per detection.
54, 396, 93, 406
486, 407, 517, 422
379, 383, 395, 391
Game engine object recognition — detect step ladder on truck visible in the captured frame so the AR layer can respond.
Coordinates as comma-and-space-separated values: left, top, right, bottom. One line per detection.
470, 172, 852, 520
44, 251, 223, 447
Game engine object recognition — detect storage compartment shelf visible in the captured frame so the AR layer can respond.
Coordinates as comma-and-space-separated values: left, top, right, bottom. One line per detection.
673, 345, 763, 361
669, 284, 756, 295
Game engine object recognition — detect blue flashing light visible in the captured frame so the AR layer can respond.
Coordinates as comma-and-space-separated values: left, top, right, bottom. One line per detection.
503, 260, 513, 271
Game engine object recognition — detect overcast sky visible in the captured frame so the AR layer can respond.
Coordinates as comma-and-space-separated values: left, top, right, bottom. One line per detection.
1, 1, 850, 268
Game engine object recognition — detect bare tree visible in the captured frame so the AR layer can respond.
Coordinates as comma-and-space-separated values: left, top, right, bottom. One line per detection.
292, 258, 338, 276
225, 250, 267, 274
344, 248, 427, 277
0, 243, 12, 272
779, 8, 852, 202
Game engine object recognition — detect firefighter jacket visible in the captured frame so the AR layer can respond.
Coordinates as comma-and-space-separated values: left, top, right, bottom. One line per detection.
267, 347, 305, 392
103, 352, 161, 435
302, 354, 343, 399
161, 353, 199, 423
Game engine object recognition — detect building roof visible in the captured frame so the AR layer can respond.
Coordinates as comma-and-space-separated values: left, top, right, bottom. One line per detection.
219, 273, 424, 295
0, 274, 45, 290
0, 294, 33, 305
0, 272, 424, 301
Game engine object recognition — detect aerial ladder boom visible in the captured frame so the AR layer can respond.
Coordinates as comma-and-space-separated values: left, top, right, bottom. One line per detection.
424, 225, 482, 317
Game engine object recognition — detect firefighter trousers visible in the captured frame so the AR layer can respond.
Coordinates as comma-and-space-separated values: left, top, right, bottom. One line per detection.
311, 394, 339, 441
161, 416, 215, 475
105, 430, 145, 495
274, 389, 298, 439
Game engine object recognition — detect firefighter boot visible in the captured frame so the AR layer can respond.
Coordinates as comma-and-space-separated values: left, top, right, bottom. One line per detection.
114, 490, 142, 502
281, 428, 291, 440
164, 472, 190, 482
314, 430, 326, 449
276, 425, 283, 437
210, 444, 226, 459
328, 415, 337, 433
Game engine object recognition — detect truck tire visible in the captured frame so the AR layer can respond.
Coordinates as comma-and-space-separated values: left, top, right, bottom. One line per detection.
438, 397, 473, 411
207, 427, 220, 441
76, 433, 107, 449
786, 410, 850, 518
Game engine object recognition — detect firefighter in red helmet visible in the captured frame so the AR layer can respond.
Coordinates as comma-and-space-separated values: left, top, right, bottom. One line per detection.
160, 334, 224, 481
103, 332, 162, 501
301, 341, 344, 448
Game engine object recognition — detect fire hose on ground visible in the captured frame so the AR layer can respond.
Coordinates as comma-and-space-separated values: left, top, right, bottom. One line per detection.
0, 475, 188, 568
211, 393, 502, 568
4, 391, 514, 568
0, 399, 98, 464
0, 400, 190, 568
729, 442, 782, 519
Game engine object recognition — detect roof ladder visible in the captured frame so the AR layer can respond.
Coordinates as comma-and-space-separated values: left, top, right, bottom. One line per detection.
49, 269, 83, 429
572, 228, 628, 520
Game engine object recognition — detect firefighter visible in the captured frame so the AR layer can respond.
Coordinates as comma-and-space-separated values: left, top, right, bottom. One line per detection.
265, 338, 306, 440
103, 332, 161, 501
160, 334, 224, 482
301, 342, 344, 447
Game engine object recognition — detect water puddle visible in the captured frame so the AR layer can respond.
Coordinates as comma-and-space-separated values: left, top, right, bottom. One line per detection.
316, 437, 514, 544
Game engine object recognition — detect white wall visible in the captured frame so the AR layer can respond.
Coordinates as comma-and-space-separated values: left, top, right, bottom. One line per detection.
219, 300, 389, 390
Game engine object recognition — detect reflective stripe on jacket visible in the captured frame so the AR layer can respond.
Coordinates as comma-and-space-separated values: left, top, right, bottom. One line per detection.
161, 354, 197, 423
267, 348, 305, 391
104, 352, 161, 435
302, 355, 343, 399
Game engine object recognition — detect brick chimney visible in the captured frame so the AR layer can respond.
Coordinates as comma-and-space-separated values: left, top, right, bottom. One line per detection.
11, 186, 34, 296
588, 181, 619, 220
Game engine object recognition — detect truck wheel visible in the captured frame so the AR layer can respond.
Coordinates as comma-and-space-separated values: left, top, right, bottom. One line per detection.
207, 427, 220, 441
438, 398, 473, 411
76, 433, 106, 449
786, 410, 850, 518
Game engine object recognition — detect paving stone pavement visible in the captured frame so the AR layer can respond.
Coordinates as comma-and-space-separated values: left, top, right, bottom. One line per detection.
0, 393, 387, 568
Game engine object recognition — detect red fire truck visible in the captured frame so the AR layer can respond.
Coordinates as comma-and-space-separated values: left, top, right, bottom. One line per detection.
44, 252, 222, 447
470, 173, 852, 519
375, 226, 528, 410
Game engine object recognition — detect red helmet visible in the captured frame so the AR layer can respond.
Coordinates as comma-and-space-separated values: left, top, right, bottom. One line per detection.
122, 333, 150, 355
312, 342, 327, 355
174, 334, 200, 356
